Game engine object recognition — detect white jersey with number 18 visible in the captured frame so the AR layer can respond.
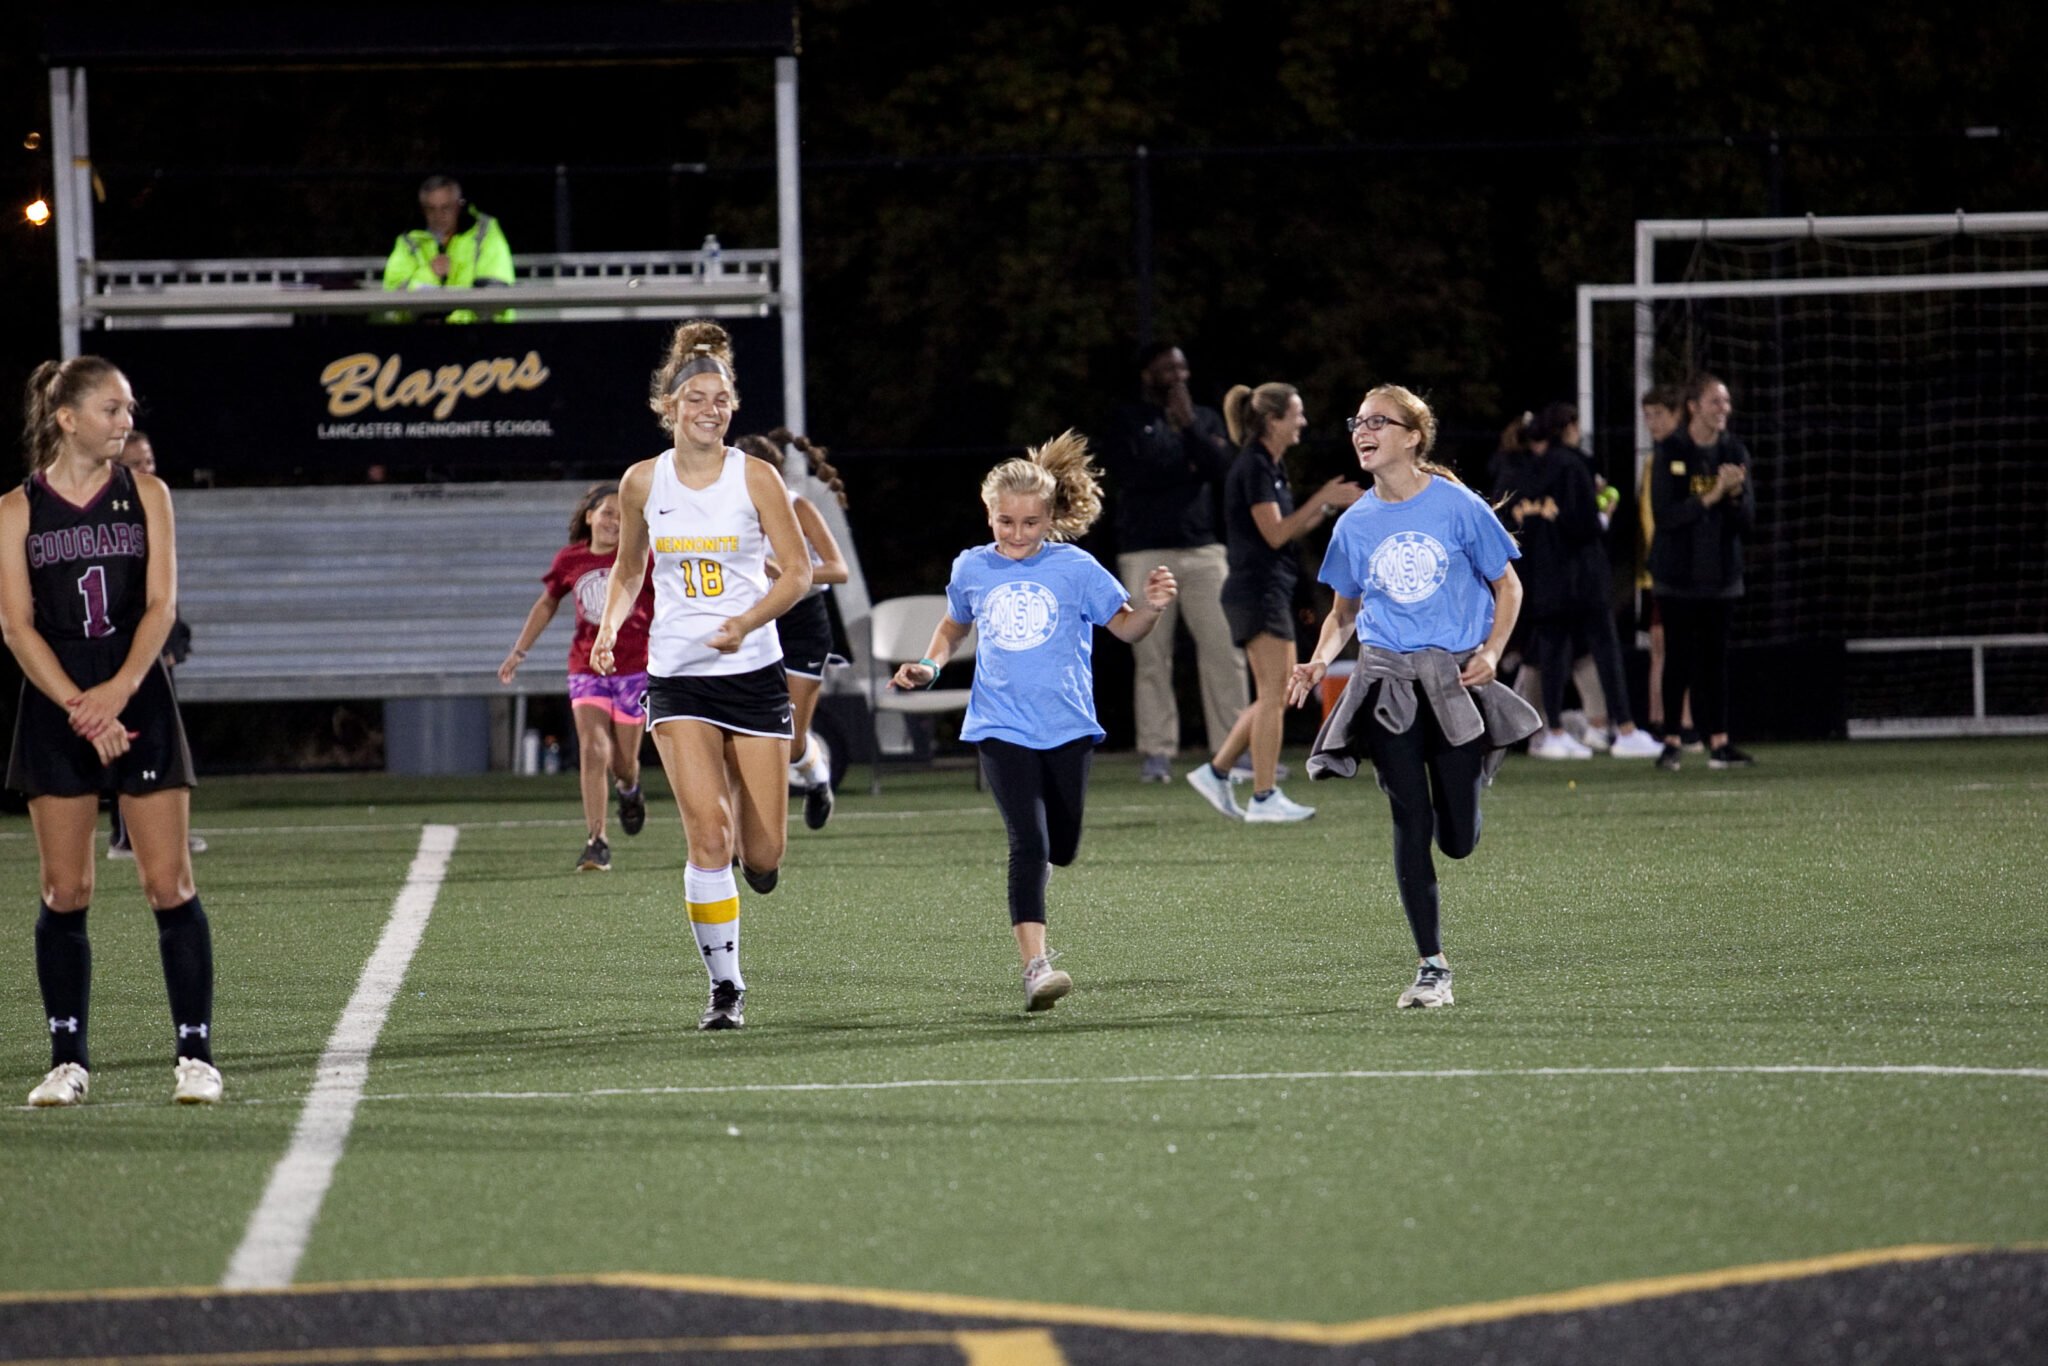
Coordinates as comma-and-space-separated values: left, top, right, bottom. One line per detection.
644, 447, 782, 677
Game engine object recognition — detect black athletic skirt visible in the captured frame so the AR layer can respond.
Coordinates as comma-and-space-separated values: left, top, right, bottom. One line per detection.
778, 593, 835, 680
6, 638, 196, 798
646, 662, 794, 739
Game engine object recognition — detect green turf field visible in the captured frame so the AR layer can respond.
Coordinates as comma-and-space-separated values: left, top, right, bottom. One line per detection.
1, 739, 2042, 1335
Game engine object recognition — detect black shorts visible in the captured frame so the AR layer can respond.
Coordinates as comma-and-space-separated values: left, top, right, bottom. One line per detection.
778, 593, 835, 680
646, 662, 794, 739
1222, 579, 1296, 648
6, 639, 196, 799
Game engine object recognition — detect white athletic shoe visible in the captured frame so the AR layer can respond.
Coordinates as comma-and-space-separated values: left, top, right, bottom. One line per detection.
1023, 952, 1072, 1013
1608, 728, 1665, 759
1581, 727, 1613, 753
29, 1062, 90, 1107
1397, 962, 1454, 1009
173, 1057, 223, 1105
1243, 788, 1316, 823
1186, 763, 1244, 820
1529, 731, 1594, 760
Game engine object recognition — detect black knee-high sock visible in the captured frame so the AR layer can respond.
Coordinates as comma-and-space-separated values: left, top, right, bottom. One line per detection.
35, 904, 91, 1069
154, 897, 214, 1064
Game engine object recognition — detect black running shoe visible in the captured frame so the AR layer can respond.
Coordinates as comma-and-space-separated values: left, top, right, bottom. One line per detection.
1655, 742, 1683, 773
803, 779, 834, 830
740, 862, 779, 895
576, 837, 611, 872
1708, 743, 1756, 769
616, 784, 646, 837
699, 979, 746, 1030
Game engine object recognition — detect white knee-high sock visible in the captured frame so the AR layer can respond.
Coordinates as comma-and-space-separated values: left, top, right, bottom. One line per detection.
684, 862, 743, 988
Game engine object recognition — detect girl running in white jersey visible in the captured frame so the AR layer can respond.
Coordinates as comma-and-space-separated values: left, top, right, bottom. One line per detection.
591, 322, 811, 1031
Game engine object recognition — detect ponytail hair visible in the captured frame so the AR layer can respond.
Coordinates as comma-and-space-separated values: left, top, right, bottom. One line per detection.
649, 320, 739, 431
738, 426, 849, 509
1363, 383, 1465, 485
980, 429, 1104, 542
567, 481, 618, 545
22, 356, 125, 473
1221, 381, 1298, 447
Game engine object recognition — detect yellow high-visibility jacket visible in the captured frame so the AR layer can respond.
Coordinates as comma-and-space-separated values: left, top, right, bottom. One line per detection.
381, 207, 514, 323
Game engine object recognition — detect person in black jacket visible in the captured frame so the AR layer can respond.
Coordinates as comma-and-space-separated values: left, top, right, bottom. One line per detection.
1099, 344, 1246, 783
1499, 404, 1662, 760
1649, 374, 1756, 771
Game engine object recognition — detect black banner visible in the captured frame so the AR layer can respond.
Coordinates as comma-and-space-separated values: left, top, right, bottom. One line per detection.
94, 317, 786, 485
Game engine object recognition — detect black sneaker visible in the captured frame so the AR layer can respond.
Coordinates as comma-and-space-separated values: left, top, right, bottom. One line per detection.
1708, 743, 1756, 769
1655, 742, 1683, 773
699, 979, 746, 1030
576, 837, 611, 872
740, 862, 779, 895
616, 784, 646, 837
802, 779, 834, 830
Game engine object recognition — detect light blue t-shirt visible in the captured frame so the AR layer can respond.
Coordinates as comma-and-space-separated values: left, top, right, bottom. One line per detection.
945, 541, 1131, 748
1318, 476, 1520, 652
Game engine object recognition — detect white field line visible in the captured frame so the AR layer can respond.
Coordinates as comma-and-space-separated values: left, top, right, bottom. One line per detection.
219, 824, 458, 1290
22, 1062, 2044, 1115
359, 1063, 2048, 1105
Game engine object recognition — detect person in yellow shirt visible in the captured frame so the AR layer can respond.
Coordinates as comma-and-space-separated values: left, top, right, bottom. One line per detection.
380, 175, 514, 323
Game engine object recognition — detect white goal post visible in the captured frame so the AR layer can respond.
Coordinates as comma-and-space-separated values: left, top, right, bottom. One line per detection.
1574, 212, 2048, 739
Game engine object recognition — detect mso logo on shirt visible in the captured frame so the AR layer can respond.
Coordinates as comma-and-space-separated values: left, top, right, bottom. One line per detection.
981, 581, 1060, 651
1368, 530, 1451, 604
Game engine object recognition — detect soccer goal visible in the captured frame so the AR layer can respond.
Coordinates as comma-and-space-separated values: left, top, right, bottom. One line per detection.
1575, 212, 2048, 738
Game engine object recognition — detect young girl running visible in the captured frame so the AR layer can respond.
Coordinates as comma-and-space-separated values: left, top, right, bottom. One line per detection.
591, 321, 811, 1031
498, 482, 654, 872
2, 357, 221, 1105
736, 429, 850, 830
892, 432, 1176, 1012
1286, 384, 1539, 1010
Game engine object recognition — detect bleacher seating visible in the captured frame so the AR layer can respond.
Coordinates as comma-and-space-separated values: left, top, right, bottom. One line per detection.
171, 482, 590, 703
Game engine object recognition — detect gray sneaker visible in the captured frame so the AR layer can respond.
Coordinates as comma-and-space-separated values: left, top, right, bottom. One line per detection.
1138, 753, 1173, 784
1186, 763, 1244, 821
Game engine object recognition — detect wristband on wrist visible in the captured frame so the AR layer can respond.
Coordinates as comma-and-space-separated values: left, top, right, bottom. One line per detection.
917, 657, 940, 688
510, 647, 528, 659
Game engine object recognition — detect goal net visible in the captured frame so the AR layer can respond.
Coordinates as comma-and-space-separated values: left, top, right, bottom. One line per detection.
1578, 215, 2048, 736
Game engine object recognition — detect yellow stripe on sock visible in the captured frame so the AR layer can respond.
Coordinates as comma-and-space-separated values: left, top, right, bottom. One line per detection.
688, 897, 740, 925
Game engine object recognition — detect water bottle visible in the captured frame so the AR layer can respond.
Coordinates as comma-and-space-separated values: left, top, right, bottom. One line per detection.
519, 728, 542, 775
699, 233, 722, 281
542, 736, 562, 774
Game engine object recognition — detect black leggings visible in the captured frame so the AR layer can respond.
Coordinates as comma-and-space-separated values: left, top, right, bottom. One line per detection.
1534, 605, 1634, 729
1360, 687, 1488, 959
977, 736, 1094, 926
1659, 597, 1732, 740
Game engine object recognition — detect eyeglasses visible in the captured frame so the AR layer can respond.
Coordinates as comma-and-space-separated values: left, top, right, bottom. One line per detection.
1345, 414, 1415, 434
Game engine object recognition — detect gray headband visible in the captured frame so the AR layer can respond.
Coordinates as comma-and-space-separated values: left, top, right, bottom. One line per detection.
669, 353, 734, 392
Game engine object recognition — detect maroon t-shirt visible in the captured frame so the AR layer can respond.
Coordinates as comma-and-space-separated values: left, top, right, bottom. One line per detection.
542, 543, 654, 675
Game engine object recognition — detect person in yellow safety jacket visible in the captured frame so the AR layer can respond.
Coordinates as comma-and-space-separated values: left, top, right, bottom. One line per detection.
381, 174, 515, 323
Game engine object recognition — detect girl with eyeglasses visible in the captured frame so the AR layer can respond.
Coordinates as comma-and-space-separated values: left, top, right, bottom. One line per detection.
1286, 385, 1540, 1010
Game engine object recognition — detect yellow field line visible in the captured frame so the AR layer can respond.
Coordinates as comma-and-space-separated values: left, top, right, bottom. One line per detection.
0, 1242, 2033, 1350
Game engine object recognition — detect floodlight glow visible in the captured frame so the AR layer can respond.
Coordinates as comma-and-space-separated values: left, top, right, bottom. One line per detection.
25, 198, 50, 227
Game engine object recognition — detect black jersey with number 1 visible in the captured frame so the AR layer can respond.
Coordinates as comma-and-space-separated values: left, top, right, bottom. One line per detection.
24, 465, 149, 644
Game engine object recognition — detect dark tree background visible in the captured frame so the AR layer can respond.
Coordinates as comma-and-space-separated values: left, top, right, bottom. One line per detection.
2, 0, 2043, 599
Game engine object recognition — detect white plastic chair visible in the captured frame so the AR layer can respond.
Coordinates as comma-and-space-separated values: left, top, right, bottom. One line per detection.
866, 594, 978, 794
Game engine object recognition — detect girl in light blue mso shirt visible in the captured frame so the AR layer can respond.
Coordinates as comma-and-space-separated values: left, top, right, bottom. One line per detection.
893, 432, 1178, 1015
1286, 384, 1537, 1012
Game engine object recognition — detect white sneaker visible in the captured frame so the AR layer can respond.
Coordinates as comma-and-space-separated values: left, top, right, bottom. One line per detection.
1243, 788, 1315, 823
173, 1057, 223, 1105
1560, 709, 1592, 744
1529, 731, 1594, 760
1023, 953, 1072, 1013
1397, 962, 1454, 1009
1228, 758, 1290, 784
1581, 727, 1613, 753
1185, 763, 1244, 820
1608, 728, 1664, 759
29, 1062, 90, 1107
